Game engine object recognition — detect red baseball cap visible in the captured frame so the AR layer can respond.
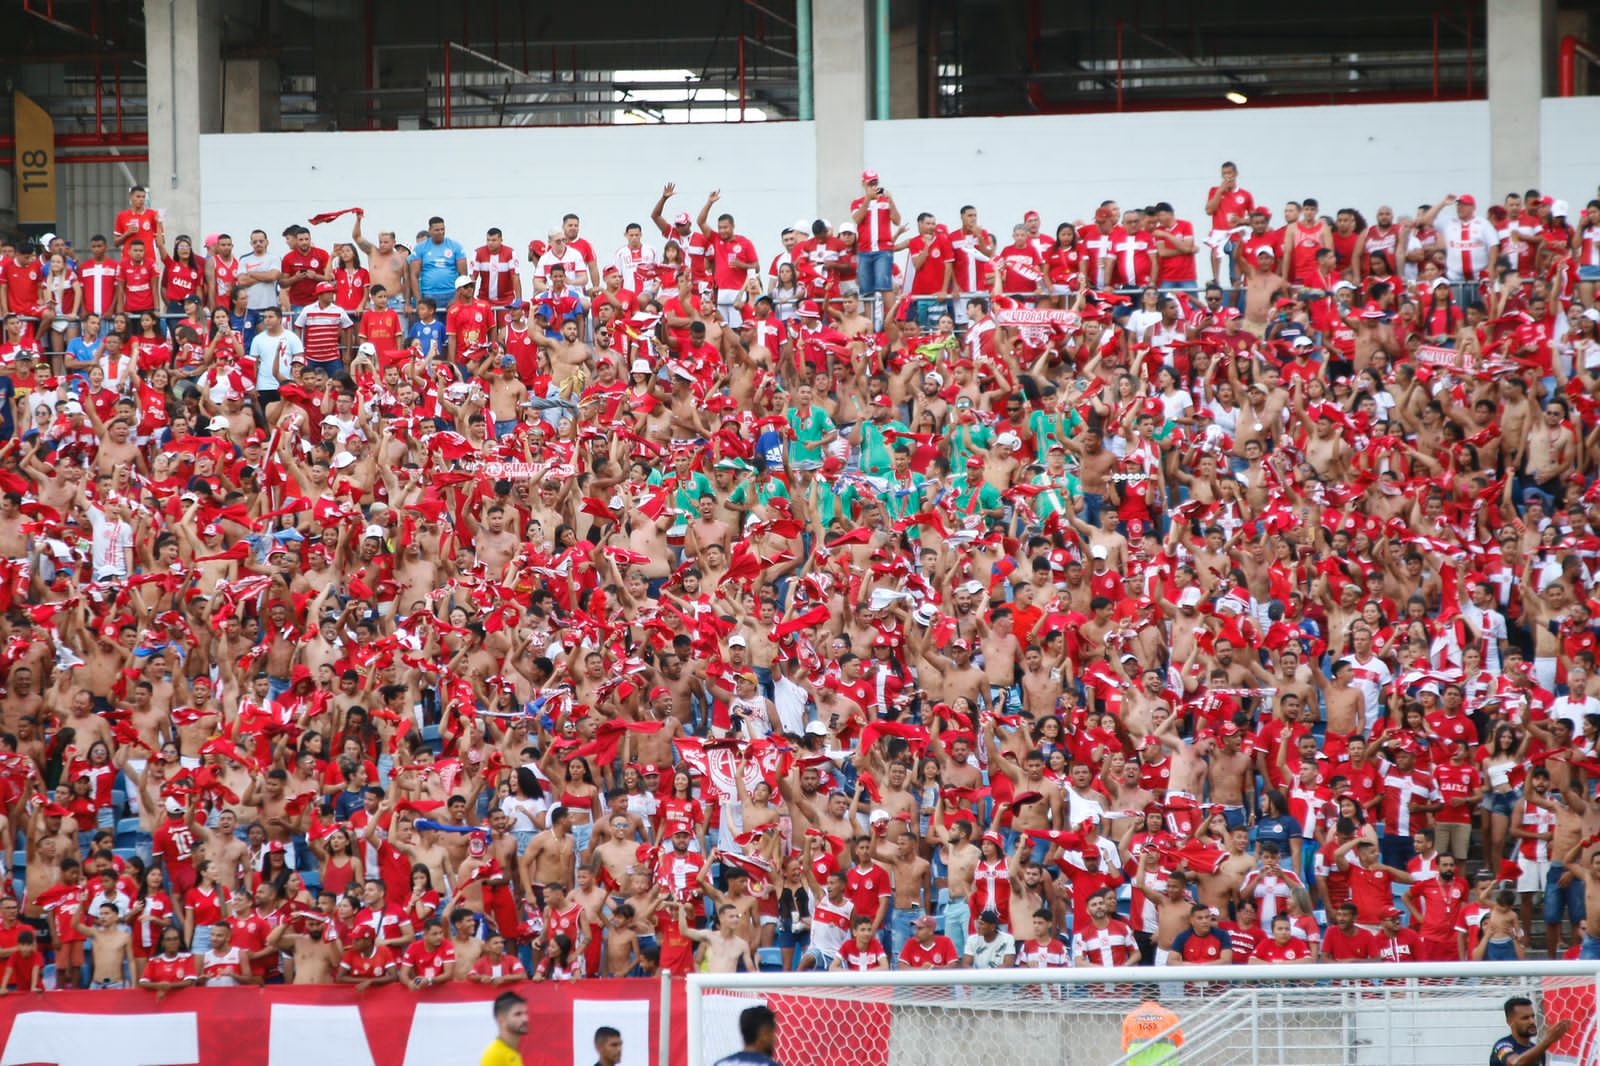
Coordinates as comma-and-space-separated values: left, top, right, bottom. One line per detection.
861, 169, 880, 184
1456, 194, 1477, 206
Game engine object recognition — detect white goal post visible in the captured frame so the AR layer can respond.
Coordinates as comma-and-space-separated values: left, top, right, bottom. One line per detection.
687, 961, 1600, 1066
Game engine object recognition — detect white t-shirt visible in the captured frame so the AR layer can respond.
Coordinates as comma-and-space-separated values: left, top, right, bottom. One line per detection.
237, 252, 280, 311
499, 794, 549, 833
965, 931, 1016, 968
87, 504, 133, 580
249, 329, 303, 390
774, 674, 809, 736
1551, 694, 1600, 732
1461, 604, 1507, 672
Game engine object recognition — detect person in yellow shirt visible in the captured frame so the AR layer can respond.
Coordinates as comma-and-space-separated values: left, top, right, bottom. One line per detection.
480, 990, 529, 1066
1121, 996, 1183, 1065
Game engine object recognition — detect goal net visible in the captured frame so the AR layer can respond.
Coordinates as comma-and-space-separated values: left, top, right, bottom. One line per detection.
687, 962, 1600, 1066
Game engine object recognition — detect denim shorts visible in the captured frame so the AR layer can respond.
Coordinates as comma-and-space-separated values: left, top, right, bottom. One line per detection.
1579, 265, 1600, 282
1488, 789, 1519, 817
856, 250, 893, 293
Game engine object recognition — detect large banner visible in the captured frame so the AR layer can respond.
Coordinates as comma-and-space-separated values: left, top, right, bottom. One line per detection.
0, 979, 684, 1066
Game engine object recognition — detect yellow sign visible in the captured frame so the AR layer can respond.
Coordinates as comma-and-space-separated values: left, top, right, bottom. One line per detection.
13, 92, 56, 227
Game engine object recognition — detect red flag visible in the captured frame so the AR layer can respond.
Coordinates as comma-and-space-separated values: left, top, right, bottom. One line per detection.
307, 206, 363, 225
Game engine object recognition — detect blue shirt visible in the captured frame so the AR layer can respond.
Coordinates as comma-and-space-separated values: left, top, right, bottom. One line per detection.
1490, 1035, 1538, 1065
230, 311, 258, 350
408, 237, 466, 300
1254, 814, 1302, 852
66, 335, 102, 368
407, 318, 446, 357
0, 377, 14, 440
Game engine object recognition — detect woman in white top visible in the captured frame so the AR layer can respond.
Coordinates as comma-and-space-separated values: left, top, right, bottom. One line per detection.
498, 765, 550, 854
1123, 286, 1163, 342
1156, 365, 1196, 427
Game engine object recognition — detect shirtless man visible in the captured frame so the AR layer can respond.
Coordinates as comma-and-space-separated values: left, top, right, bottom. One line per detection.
601, 904, 641, 976
77, 902, 134, 989
1018, 645, 1064, 717
521, 807, 577, 901
1134, 855, 1196, 963
1207, 725, 1254, 829
933, 817, 979, 955
352, 215, 408, 315
589, 814, 640, 896
676, 901, 755, 973
536, 309, 593, 400
1193, 825, 1257, 912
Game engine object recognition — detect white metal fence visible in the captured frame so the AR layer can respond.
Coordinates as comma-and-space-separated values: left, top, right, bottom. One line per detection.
687, 962, 1600, 1066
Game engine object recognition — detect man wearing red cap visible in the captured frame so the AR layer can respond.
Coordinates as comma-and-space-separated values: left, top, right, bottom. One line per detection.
294, 279, 353, 376
851, 170, 899, 310
1419, 192, 1498, 284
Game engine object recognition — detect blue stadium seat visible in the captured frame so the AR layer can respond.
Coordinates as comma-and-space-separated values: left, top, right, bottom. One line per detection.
421, 723, 442, 753
111, 789, 126, 814
113, 847, 136, 864
300, 870, 321, 892
9, 850, 24, 873
757, 947, 784, 972
115, 817, 141, 846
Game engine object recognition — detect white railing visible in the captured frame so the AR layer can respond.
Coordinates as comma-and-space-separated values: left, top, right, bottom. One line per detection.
687, 961, 1600, 1066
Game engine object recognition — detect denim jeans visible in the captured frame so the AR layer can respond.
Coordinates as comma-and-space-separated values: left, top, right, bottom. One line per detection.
889, 905, 922, 965
943, 897, 970, 958
1545, 863, 1586, 928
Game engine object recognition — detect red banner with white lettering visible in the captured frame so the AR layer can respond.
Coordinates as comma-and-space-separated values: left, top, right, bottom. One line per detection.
0, 979, 684, 1066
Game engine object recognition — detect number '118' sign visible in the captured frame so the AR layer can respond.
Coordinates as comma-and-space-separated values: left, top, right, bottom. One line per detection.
12, 91, 57, 227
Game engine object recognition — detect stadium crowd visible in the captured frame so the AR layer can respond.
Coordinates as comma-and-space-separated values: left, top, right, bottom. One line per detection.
0, 160, 1596, 993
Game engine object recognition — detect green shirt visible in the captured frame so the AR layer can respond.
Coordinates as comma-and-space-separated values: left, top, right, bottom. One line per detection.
1031, 469, 1080, 518
876, 472, 927, 522
815, 480, 860, 528
648, 468, 714, 518
945, 421, 993, 473
1027, 409, 1081, 455
950, 475, 1001, 518
859, 419, 909, 475
786, 404, 836, 465
730, 475, 791, 510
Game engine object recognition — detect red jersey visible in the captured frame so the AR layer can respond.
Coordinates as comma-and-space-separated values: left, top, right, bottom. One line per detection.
281, 246, 331, 306
1156, 220, 1198, 283
338, 944, 396, 980
708, 234, 758, 291
850, 196, 896, 251
470, 953, 527, 981
836, 938, 889, 971
1410, 875, 1468, 942
1016, 936, 1071, 968
1379, 763, 1440, 835
117, 259, 157, 312
1344, 862, 1397, 924
473, 245, 520, 305
445, 299, 495, 354
333, 267, 369, 312
1172, 929, 1230, 963
211, 256, 240, 304
907, 232, 955, 296
400, 938, 457, 981
1207, 186, 1254, 231
153, 817, 198, 872
295, 303, 351, 365
141, 952, 196, 986
1078, 225, 1127, 290
1287, 222, 1326, 284
1372, 926, 1423, 964
995, 244, 1046, 294
898, 934, 960, 968
80, 257, 120, 316
1254, 937, 1313, 964
359, 308, 403, 355
1432, 763, 1481, 825
844, 862, 892, 922
1072, 918, 1136, 967
1217, 921, 1261, 963
1320, 924, 1376, 961
163, 259, 202, 305
115, 208, 159, 253
2, 259, 42, 316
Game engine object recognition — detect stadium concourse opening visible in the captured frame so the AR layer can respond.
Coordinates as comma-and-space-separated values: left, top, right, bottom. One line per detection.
2, 2, 1600, 1065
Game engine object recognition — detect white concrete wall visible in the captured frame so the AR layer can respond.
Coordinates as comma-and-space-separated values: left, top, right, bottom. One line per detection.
199, 98, 1600, 270
197, 123, 816, 269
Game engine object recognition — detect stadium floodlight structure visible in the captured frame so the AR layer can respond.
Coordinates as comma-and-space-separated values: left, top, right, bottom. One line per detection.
687, 960, 1600, 1066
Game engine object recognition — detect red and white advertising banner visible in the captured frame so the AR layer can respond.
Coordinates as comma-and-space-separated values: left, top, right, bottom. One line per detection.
1416, 344, 1473, 373
0, 979, 684, 1066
